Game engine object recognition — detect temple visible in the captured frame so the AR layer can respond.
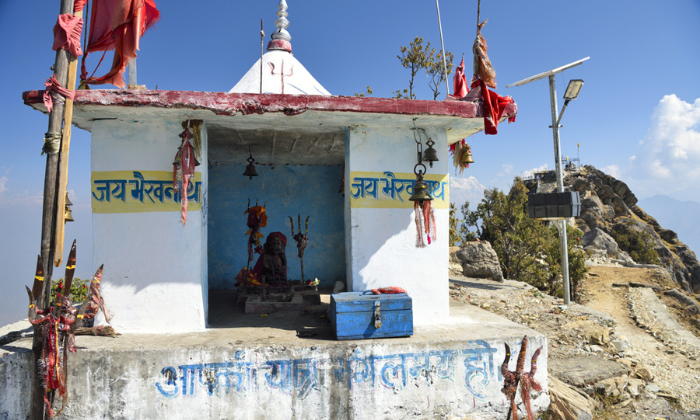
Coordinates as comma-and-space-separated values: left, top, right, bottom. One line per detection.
4, 2, 558, 419
23, 0, 516, 333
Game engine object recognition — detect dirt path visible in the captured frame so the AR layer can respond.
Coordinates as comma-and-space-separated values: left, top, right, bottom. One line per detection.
583, 265, 700, 412
584, 267, 668, 357
584, 266, 700, 369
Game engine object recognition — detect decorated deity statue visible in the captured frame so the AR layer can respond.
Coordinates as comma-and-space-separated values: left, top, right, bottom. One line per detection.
261, 232, 287, 285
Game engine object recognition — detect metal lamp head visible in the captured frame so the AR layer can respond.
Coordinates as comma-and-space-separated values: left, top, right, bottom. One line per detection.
243, 151, 258, 180
564, 79, 584, 101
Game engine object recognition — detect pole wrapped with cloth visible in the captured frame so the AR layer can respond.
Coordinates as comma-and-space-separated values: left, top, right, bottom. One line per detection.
52, 0, 86, 58
80, 0, 160, 88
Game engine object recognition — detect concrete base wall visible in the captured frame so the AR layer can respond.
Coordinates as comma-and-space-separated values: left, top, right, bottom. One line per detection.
0, 306, 549, 419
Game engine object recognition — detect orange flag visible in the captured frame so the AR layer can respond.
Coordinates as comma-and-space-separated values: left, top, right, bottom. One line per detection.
80, 0, 159, 88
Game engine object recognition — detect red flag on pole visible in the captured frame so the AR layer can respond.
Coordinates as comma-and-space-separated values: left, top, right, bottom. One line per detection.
80, 0, 159, 88
449, 58, 469, 99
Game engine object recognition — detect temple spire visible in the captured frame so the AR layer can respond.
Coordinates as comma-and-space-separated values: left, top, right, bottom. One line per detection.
267, 0, 292, 52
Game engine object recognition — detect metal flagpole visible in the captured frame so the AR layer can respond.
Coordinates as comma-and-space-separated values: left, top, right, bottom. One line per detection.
434, 0, 450, 96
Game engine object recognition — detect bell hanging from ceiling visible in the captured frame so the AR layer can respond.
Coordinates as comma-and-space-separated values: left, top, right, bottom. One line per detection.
409, 177, 434, 203
422, 138, 439, 168
64, 191, 74, 223
460, 148, 475, 165
243, 149, 258, 180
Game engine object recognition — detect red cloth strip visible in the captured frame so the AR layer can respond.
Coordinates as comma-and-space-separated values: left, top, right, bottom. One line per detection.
371, 287, 408, 295
74, 0, 88, 12
473, 79, 515, 135
448, 58, 469, 99
53, 14, 84, 57
43, 75, 76, 113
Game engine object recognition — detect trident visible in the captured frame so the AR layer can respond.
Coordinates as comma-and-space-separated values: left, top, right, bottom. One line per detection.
289, 214, 309, 282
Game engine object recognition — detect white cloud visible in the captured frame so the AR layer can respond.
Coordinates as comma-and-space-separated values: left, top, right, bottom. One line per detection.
627, 94, 700, 198
489, 163, 516, 185
0, 176, 7, 194
450, 176, 486, 206
0, 191, 43, 207
497, 164, 514, 178
519, 164, 550, 179
601, 165, 621, 179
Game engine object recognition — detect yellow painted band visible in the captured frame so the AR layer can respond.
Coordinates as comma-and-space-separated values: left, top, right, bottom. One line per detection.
29, 304, 35, 308
35, 276, 44, 281
77, 314, 84, 319
67, 264, 76, 269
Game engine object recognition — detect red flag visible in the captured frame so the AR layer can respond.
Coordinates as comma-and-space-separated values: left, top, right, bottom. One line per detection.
472, 79, 515, 135
449, 58, 469, 99
80, 0, 159, 88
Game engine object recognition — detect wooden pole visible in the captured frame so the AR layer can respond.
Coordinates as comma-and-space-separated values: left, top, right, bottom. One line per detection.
30, 0, 75, 418
54, 8, 83, 267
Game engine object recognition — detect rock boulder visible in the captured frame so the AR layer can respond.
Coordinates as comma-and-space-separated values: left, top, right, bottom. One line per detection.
451, 241, 504, 282
582, 228, 619, 257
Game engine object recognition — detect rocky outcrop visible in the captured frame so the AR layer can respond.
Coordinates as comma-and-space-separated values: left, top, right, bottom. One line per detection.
450, 241, 504, 282
581, 228, 619, 257
548, 375, 593, 420
526, 165, 700, 293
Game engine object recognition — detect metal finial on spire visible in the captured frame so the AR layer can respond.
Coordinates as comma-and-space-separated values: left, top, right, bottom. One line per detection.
272, 0, 291, 42
266, 0, 292, 52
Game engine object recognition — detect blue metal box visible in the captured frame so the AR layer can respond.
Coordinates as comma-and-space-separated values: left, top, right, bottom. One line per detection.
330, 292, 413, 340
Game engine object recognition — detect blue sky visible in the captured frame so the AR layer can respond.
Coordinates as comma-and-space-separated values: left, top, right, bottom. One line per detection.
1, 1, 699, 326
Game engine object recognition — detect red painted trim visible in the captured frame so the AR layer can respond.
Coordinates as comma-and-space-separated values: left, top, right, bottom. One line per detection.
23, 89, 516, 120
266, 39, 292, 53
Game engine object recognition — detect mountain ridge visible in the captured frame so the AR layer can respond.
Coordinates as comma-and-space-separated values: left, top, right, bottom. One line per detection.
524, 165, 700, 294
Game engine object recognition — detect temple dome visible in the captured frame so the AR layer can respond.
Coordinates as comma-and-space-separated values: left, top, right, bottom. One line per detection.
228, 0, 331, 96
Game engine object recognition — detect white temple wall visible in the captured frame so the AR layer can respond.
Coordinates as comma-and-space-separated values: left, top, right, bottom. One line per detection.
90, 119, 208, 333
345, 125, 450, 325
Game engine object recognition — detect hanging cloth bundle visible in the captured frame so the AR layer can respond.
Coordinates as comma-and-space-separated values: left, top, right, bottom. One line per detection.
470, 16, 515, 135
173, 123, 196, 224
414, 200, 436, 248
450, 140, 472, 175
472, 19, 496, 89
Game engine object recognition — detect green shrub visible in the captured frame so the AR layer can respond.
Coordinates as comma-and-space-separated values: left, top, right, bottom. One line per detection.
457, 179, 587, 300
610, 225, 660, 265
50, 277, 89, 305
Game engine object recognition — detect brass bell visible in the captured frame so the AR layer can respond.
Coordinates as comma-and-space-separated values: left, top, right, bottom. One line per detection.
243, 150, 258, 180
409, 178, 434, 202
460, 148, 475, 165
423, 139, 439, 168
64, 192, 74, 223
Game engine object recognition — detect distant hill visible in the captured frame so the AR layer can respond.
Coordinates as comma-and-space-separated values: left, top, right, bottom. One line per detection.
637, 195, 700, 256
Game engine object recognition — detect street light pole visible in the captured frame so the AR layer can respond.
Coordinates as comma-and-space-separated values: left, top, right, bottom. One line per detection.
548, 74, 571, 304
507, 58, 589, 306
